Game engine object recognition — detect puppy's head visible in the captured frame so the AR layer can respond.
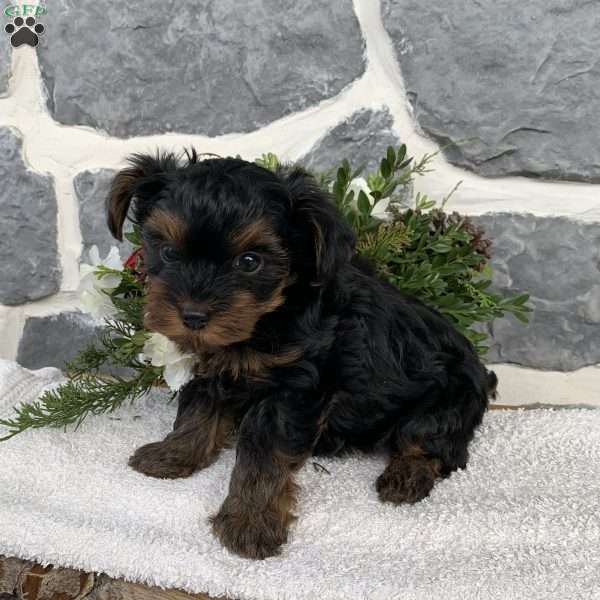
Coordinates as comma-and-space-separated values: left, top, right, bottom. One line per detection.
107, 151, 354, 352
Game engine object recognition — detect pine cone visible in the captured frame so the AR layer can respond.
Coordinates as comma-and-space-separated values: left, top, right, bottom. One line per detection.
460, 218, 493, 261
429, 210, 491, 257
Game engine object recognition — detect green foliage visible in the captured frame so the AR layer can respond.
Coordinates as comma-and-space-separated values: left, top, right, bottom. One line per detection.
378, 199, 530, 350
309, 145, 531, 352
255, 152, 280, 172
0, 145, 531, 440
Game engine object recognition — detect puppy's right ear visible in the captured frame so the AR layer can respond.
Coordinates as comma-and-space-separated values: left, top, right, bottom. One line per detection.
107, 152, 175, 241
279, 166, 355, 286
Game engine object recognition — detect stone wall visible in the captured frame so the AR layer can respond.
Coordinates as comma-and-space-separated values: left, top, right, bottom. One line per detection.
1, 1, 599, 394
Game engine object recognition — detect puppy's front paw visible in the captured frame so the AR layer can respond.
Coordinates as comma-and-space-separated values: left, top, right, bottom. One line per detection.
210, 498, 288, 559
376, 456, 440, 505
128, 440, 195, 479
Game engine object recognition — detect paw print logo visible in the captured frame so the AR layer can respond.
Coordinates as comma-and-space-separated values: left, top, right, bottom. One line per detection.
4, 16, 45, 48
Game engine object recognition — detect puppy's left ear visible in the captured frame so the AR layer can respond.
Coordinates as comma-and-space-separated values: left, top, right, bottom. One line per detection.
281, 167, 355, 286
107, 152, 175, 241
107, 163, 144, 241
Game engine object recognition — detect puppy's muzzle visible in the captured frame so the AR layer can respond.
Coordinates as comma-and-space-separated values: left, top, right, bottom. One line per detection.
182, 304, 209, 330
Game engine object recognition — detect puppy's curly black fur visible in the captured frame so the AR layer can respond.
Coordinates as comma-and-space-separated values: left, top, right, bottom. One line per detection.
107, 152, 496, 559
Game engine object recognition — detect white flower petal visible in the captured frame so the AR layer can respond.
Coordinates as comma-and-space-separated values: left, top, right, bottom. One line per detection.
80, 288, 118, 319
371, 197, 392, 220
79, 263, 95, 279
163, 357, 195, 391
150, 354, 165, 368
163, 344, 188, 365
79, 290, 94, 312
88, 245, 101, 266
104, 246, 124, 271
79, 246, 124, 308
97, 272, 122, 290
142, 333, 167, 366
142, 333, 183, 366
142, 332, 195, 390
347, 177, 371, 207
78, 267, 97, 293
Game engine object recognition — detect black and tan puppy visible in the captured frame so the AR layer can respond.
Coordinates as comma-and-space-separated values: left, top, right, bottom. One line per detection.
107, 151, 496, 559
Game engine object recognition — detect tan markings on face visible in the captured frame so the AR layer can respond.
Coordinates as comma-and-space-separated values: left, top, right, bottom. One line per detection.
199, 282, 287, 348
146, 209, 187, 244
144, 277, 298, 358
144, 277, 301, 378
143, 277, 189, 340
232, 218, 285, 256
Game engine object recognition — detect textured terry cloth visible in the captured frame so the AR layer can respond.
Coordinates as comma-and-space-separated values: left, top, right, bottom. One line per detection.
0, 359, 599, 600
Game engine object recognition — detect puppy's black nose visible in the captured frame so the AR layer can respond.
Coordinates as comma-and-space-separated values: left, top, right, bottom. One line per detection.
182, 305, 209, 330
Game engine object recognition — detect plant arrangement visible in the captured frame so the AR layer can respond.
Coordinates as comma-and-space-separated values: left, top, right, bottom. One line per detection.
0, 146, 530, 440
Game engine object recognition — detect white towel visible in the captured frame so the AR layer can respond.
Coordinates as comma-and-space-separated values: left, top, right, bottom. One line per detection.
0, 359, 599, 600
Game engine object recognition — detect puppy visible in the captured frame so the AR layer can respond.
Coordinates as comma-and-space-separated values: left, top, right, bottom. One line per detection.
107, 151, 496, 559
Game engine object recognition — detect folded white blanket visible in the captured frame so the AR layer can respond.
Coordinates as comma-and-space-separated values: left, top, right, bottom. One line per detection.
0, 359, 599, 600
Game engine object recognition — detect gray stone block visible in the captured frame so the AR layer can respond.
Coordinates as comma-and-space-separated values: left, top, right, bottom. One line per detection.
382, 0, 600, 181
0, 127, 60, 305
0, 40, 9, 96
38, 1, 365, 138
475, 213, 600, 370
300, 108, 412, 206
17, 312, 102, 371
300, 108, 401, 174
74, 169, 132, 258
18, 312, 138, 377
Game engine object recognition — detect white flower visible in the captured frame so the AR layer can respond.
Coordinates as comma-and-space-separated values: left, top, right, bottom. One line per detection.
371, 197, 392, 221
142, 332, 195, 391
347, 177, 393, 221
80, 287, 119, 320
347, 177, 370, 203
79, 246, 124, 319
79, 245, 123, 292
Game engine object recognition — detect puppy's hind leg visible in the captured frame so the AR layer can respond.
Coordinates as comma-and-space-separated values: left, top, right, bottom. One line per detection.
377, 366, 493, 504
129, 380, 233, 479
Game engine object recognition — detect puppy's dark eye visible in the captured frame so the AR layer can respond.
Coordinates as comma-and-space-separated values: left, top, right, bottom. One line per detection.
234, 252, 263, 274
160, 245, 180, 263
